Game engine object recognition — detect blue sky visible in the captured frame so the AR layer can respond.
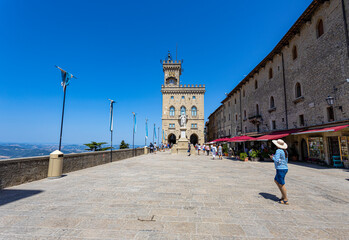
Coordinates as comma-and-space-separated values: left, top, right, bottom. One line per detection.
0, 0, 313, 146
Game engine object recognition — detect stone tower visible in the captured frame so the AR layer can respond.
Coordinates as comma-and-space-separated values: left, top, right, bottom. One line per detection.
161, 52, 205, 149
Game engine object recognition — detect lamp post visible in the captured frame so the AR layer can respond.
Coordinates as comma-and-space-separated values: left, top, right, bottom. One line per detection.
108, 99, 115, 162
326, 95, 335, 106
55, 66, 76, 151
132, 112, 136, 157
326, 95, 336, 122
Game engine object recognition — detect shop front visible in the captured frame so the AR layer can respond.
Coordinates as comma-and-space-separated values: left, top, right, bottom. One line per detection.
291, 124, 349, 167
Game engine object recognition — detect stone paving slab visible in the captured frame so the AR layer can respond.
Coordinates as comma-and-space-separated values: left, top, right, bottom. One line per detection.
0, 152, 349, 239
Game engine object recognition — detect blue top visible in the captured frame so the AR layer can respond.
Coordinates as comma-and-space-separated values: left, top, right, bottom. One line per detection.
273, 149, 288, 170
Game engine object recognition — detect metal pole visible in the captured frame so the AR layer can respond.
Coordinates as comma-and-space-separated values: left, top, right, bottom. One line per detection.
158, 127, 160, 145
153, 124, 155, 143
133, 112, 135, 157
109, 99, 115, 163
58, 85, 67, 151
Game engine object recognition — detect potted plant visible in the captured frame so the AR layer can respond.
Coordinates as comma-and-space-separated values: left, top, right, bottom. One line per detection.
250, 149, 260, 161
240, 152, 248, 162
223, 144, 229, 156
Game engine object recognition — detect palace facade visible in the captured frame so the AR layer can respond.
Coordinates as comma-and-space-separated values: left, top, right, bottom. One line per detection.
206, 0, 349, 165
161, 53, 205, 146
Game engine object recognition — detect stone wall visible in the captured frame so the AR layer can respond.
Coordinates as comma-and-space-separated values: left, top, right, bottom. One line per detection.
0, 148, 146, 189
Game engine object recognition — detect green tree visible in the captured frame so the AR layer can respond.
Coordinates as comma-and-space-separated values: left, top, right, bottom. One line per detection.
119, 140, 129, 149
84, 141, 111, 151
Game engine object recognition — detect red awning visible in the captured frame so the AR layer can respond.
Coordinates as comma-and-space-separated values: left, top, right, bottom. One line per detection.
212, 137, 230, 142
228, 136, 256, 142
292, 124, 349, 135
255, 129, 301, 141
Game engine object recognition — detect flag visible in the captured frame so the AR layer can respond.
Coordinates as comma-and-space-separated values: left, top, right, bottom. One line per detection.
133, 113, 137, 133
145, 118, 148, 139
163, 129, 165, 141
56, 66, 73, 88
109, 101, 114, 132
154, 124, 156, 138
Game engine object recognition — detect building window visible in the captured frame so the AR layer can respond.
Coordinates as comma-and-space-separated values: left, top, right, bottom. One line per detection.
257, 124, 260, 132
169, 106, 175, 116
181, 96, 185, 99
229, 114, 230, 121
270, 96, 275, 108
236, 114, 238, 122
269, 68, 273, 79
243, 90, 245, 97
193, 96, 196, 100
245, 127, 247, 133
228, 101, 230, 107
191, 123, 197, 128
244, 110, 246, 119
299, 114, 305, 126
327, 107, 334, 122
235, 99, 237, 104
171, 96, 174, 99
256, 104, 259, 115
292, 46, 298, 60
181, 106, 186, 115
272, 120, 276, 130
317, 19, 324, 38
295, 82, 302, 98
169, 123, 175, 128
191, 106, 197, 117
229, 129, 231, 136
255, 80, 258, 89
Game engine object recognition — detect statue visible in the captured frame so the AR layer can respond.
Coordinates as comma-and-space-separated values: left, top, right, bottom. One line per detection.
180, 114, 187, 127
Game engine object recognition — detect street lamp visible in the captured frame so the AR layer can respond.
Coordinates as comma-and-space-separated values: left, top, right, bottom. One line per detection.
326, 95, 335, 106
55, 66, 77, 151
108, 99, 115, 162
132, 112, 136, 157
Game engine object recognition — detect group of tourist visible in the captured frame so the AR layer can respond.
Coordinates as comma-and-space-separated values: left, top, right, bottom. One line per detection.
188, 139, 289, 205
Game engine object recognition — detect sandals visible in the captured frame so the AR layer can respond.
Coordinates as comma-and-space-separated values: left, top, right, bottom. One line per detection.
279, 199, 289, 205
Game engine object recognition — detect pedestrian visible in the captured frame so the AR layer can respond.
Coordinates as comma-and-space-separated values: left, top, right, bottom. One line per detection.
188, 142, 191, 156
270, 139, 289, 205
150, 142, 154, 153
201, 144, 205, 154
211, 144, 217, 160
154, 142, 157, 154
218, 144, 223, 160
206, 145, 210, 156
197, 143, 201, 155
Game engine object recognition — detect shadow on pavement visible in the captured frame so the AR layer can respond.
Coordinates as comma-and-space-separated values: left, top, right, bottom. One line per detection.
259, 192, 279, 202
0, 189, 43, 206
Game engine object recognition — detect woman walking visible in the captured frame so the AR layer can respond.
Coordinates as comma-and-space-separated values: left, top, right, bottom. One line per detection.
211, 144, 217, 160
270, 139, 289, 205
218, 144, 223, 160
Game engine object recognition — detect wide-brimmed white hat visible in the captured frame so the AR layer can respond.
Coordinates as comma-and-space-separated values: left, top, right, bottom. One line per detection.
272, 139, 288, 149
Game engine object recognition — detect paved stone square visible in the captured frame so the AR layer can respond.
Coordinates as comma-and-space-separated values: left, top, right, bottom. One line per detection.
0, 152, 349, 239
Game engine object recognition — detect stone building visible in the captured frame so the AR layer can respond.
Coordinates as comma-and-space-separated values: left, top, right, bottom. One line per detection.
161, 53, 206, 146
207, 0, 349, 165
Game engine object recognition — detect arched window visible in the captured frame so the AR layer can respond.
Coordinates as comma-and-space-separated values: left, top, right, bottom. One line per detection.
269, 68, 273, 79
256, 104, 259, 115
270, 96, 275, 108
166, 78, 177, 85
191, 106, 197, 116
295, 82, 302, 98
180, 106, 186, 115
169, 106, 175, 116
317, 19, 324, 38
292, 46, 298, 60
255, 80, 258, 89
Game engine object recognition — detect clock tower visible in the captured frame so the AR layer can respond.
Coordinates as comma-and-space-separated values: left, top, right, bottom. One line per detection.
161, 52, 206, 152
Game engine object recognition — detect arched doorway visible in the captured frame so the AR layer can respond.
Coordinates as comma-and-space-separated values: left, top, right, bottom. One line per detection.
190, 134, 198, 146
168, 134, 176, 145
301, 138, 308, 161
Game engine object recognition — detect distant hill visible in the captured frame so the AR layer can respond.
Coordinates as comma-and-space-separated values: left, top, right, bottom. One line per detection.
0, 143, 144, 160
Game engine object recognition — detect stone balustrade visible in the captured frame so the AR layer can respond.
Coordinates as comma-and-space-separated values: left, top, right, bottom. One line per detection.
0, 148, 147, 189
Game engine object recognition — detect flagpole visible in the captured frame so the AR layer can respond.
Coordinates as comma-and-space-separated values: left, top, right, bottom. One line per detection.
153, 124, 155, 143
109, 99, 115, 162
158, 127, 160, 146
145, 118, 148, 147
58, 84, 67, 151
132, 112, 135, 157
